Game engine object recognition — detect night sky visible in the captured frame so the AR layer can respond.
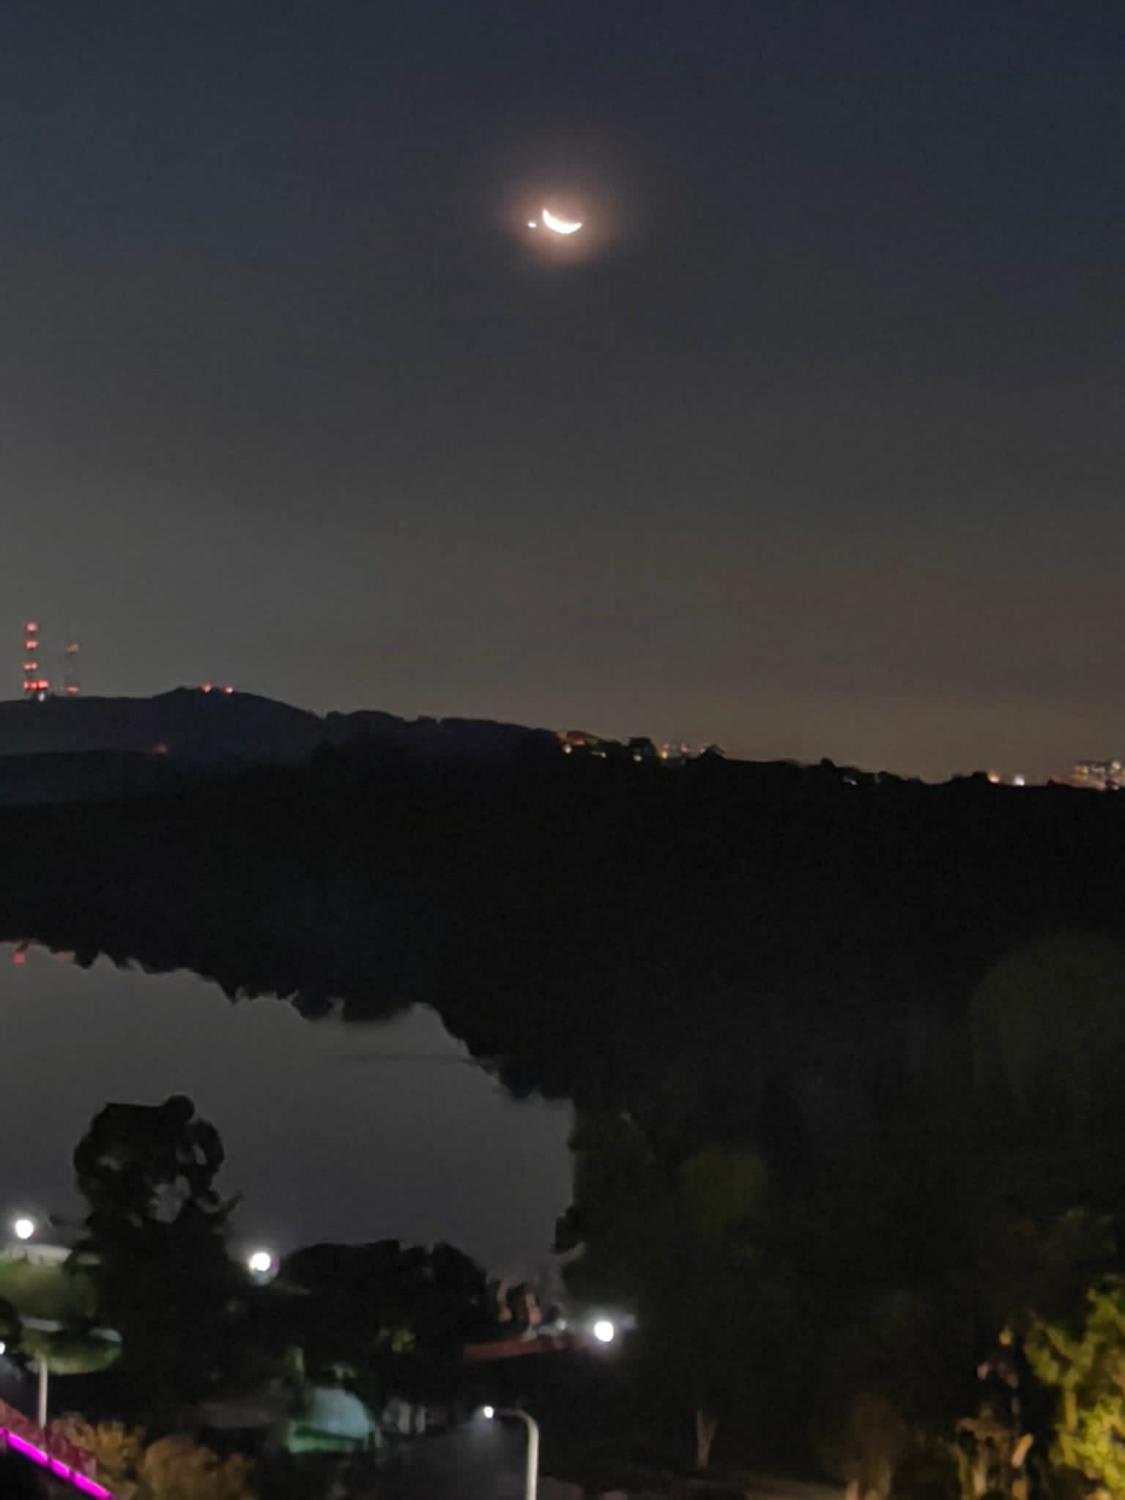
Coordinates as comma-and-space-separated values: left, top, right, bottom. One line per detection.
2, 1, 1123, 780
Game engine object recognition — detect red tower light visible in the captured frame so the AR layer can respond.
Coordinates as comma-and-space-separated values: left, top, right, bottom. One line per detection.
21, 620, 42, 697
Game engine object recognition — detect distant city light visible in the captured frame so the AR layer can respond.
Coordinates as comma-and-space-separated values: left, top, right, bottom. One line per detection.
1013, 774, 1026, 787
13, 1215, 36, 1241
592, 1318, 616, 1344
1067, 759, 1125, 792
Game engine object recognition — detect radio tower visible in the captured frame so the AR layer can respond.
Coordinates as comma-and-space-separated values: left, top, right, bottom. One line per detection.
63, 637, 81, 696
21, 621, 50, 700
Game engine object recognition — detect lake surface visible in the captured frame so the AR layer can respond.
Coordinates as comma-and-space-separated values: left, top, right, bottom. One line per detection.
2, 942, 573, 1277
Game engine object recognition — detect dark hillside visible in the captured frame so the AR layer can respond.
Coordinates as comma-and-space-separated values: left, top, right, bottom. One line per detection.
5, 748, 1124, 1464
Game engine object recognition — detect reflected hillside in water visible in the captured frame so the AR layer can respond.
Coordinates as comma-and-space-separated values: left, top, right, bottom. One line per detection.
4, 745, 1125, 1135
2, 942, 572, 1271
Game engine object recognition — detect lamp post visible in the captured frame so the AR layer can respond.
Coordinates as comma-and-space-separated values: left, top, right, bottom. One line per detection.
18, 1317, 122, 1431
483, 1406, 539, 1500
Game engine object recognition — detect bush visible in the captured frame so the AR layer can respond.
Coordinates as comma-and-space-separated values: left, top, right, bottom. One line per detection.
141, 1435, 256, 1500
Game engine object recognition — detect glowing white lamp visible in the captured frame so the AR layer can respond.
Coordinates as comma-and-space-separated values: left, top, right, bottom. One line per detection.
247, 1249, 274, 1277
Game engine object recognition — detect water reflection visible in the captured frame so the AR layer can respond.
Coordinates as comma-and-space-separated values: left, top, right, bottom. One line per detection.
2, 944, 572, 1275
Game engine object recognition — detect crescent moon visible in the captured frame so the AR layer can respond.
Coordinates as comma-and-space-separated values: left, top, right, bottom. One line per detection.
541, 207, 583, 236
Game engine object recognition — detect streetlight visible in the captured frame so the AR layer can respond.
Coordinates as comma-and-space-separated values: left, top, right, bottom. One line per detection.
592, 1318, 616, 1344
246, 1249, 274, 1280
12, 1216, 35, 1242
482, 1406, 539, 1500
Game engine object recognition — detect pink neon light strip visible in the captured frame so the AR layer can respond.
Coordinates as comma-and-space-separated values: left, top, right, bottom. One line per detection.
2, 1428, 113, 1498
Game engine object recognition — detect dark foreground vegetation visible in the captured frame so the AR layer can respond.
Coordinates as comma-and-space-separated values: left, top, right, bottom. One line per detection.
6, 740, 1125, 1495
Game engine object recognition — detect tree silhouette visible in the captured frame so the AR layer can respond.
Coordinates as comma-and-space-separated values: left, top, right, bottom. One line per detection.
559, 1115, 772, 1470
73, 1095, 238, 1418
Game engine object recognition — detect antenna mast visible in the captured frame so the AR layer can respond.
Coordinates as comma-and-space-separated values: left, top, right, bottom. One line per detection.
63, 637, 81, 696
21, 621, 50, 700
